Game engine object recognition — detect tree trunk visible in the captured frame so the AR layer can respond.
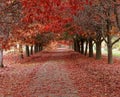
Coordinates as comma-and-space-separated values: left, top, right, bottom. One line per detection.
26, 45, 30, 57
89, 38, 93, 57
108, 45, 113, 64
96, 41, 102, 60
84, 40, 88, 56
38, 44, 42, 52
73, 34, 80, 52
113, 0, 120, 30
0, 49, 4, 68
37, 44, 39, 52
34, 45, 36, 53
39, 44, 43, 51
34, 44, 38, 53
19, 44, 24, 59
40, 46, 42, 51
41, 45, 43, 50
76, 39, 80, 52
30, 45, 33, 55
73, 39, 76, 51
107, 35, 113, 64
106, 17, 113, 64
80, 39, 84, 54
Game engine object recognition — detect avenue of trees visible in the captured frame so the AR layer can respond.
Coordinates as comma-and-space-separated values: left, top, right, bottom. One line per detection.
73, 0, 120, 64
0, 0, 120, 67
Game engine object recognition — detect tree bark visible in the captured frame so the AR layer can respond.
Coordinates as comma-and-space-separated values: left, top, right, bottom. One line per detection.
34, 44, 38, 53
34, 45, 36, 53
96, 41, 102, 60
107, 35, 113, 64
19, 44, 24, 59
73, 34, 80, 52
30, 45, 33, 55
89, 38, 94, 57
113, 0, 120, 30
84, 40, 88, 56
80, 39, 84, 54
106, 17, 113, 64
38, 44, 42, 52
0, 49, 4, 68
41, 45, 43, 50
26, 45, 30, 57
75, 39, 80, 52
73, 39, 76, 51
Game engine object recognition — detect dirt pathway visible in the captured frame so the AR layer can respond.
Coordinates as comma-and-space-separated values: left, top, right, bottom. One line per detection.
0, 50, 120, 97
25, 60, 80, 97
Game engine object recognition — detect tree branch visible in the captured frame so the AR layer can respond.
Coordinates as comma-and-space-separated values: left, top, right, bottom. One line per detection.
112, 37, 120, 46
102, 33, 108, 43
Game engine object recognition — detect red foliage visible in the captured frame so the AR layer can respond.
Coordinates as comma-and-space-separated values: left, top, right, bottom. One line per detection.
20, 0, 89, 34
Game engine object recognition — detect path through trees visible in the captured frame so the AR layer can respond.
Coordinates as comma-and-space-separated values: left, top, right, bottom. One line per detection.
0, 49, 120, 97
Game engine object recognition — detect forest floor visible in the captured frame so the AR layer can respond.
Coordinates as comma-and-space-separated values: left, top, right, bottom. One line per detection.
0, 48, 120, 97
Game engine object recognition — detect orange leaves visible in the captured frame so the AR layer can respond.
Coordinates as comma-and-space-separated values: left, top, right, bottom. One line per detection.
109, 26, 119, 35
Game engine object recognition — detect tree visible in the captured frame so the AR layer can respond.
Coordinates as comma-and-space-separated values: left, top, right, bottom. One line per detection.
98, 0, 120, 64
0, 0, 22, 67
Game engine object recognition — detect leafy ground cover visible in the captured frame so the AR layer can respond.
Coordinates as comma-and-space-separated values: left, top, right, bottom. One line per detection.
0, 49, 120, 97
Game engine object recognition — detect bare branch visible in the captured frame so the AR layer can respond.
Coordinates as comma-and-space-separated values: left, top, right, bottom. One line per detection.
112, 37, 120, 46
